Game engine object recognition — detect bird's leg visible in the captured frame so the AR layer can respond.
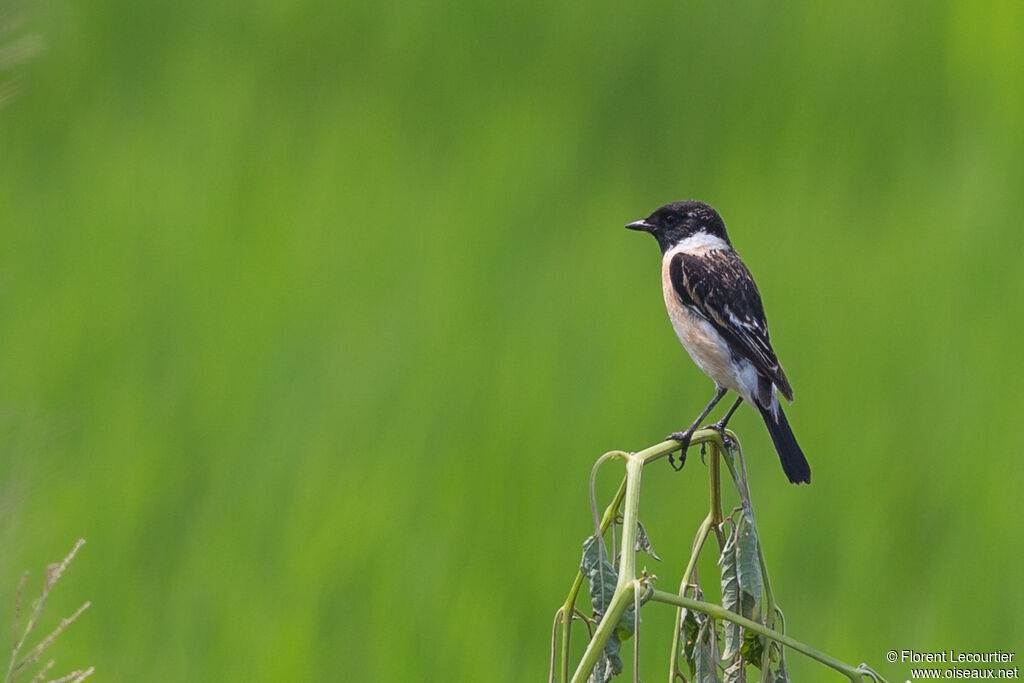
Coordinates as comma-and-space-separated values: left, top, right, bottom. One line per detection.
666, 386, 728, 471
703, 396, 743, 447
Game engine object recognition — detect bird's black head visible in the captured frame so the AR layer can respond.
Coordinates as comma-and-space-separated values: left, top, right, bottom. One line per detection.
625, 200, 730, 253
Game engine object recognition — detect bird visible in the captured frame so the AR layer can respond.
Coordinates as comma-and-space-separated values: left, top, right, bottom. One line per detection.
626, 200, 810, 484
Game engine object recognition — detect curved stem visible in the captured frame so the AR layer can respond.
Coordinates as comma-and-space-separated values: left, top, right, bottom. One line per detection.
708, 440, 725, 527
570, 455, 645, 683
648, 590, 888, 682
719, 436, 780, 682
560, 472, 627, 683
721, 436, 777, 625
637, 428, 722, 466
565, 433, 888, 683
617, 457, 643, 590
668, 513, 711, 681
548, 608, 563, 683
633, 581, 643, 683
560, 431, 720, 682
590, 451, 625, 535
668, 437, 727, 679
571, 581, 633, 683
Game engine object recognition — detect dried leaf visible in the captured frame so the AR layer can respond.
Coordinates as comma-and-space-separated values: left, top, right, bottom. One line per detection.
680, 587, 705, 674
722, 656, 746, 683
580, 534, 638, 683
681, 607, 700, 674
769, 655, 790, 683
581, 535, 617, 617
588, 632, 623, 683
580, 534, 646, 648
693, 617, 721, 683
718, 526, 742, 660
735, 511, 762, 621
740, 630, 764, 669
635, 519, 661, 561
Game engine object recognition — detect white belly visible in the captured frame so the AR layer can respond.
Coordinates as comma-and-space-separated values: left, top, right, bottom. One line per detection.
661, 265, 760, 403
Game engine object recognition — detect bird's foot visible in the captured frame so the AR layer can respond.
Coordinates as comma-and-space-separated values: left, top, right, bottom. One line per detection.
665, 431, 693, 471
700, 420, 733, 449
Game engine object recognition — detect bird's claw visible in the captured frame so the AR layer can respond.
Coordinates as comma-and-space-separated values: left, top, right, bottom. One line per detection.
701, 422, 732, 448
666, 431, 691, 444
668, 452, 685, 471
666, 431, 693, 471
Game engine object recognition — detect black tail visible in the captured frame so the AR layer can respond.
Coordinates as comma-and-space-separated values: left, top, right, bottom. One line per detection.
757, 403, 811, 484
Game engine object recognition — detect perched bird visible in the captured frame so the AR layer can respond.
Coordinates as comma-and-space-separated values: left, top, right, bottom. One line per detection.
626, 200, 811, 484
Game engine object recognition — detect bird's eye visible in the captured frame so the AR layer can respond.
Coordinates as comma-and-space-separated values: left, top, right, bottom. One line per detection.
663, 213, 680, 226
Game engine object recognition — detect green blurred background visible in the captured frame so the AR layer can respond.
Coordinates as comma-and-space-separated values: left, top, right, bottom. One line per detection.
2, 0, 1022, 680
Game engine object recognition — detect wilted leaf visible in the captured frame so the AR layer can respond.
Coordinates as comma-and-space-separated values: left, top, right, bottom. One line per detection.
769, 654, 790, 683
588, 631, 624, 683
692, 617, 721, 683
620, 583, 656, 644
615, 607, 635, 643
722, 656, 746, 683
615, 604, 635, 643
581, 534, 648, 646
589, 656, 612, 683
580, 534, 640, 683
635, 519, 661, 561
740, 630, 764, 669
735, 510, 762, 621
680, 587, 705, 674
718, 526, 742, 660
680, 606, 700, 673
581, 535, 617, 616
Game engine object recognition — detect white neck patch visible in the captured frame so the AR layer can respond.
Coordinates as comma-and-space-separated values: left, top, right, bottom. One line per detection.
669, 230, 730, 255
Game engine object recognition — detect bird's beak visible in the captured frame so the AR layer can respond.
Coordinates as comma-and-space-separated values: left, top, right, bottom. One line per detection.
625, 219, 653, 232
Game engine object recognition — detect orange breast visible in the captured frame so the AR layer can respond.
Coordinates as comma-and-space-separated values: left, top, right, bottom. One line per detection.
661, 259, 746, 395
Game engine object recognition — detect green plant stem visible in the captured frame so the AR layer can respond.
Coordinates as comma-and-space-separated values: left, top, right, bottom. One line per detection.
720, 437, 777, 625
617, 457, 643, 593
558, 475, 627, 682
668, 438, 728, 681
718, 436, 781, 681
681, 516, 713, 598
667, 513, 711, 682
649, 590, 889, 683
549, 608, 564, 683
590, 451, 625, 535
708, 439, 725, 527
556, 431, 720, 683
570, 455, 645, 683
636, 429, 722, 467
561, 433, 889, 683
